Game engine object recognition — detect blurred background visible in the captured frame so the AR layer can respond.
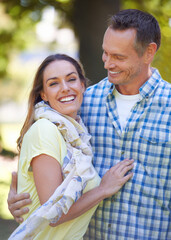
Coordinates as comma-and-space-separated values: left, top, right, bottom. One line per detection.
0, 0, 171, 238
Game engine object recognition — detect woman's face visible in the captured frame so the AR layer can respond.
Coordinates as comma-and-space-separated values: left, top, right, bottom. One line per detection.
41, 60, 85, 119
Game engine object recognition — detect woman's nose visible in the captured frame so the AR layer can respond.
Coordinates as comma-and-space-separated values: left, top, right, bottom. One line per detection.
61, 81, 70, 92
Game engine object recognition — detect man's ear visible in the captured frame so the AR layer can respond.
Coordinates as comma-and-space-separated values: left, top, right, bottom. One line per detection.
144, 42, 157, 64
40, 91, 48, 101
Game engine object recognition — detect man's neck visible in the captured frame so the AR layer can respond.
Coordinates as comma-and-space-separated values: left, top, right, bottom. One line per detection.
115, 67, 152, 95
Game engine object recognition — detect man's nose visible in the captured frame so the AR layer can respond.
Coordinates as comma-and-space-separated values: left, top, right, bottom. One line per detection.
104, 56, 115, 69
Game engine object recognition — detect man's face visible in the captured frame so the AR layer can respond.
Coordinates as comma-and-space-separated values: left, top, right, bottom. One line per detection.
102, 27, 147, 94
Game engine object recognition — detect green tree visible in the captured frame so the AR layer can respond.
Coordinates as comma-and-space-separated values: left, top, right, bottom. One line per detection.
0, 0, 120, 86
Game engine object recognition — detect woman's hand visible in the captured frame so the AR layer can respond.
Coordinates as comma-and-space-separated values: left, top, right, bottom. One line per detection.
7, 172, 32, 223
100, 159, 134, 198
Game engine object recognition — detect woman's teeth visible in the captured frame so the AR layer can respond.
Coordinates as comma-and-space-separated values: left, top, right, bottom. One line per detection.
60, 96, 75, 102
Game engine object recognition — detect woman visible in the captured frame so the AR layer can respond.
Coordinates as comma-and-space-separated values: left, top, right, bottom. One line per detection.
9, 54, 134, 240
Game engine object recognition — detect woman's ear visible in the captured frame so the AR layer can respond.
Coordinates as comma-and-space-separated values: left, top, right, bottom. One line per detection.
144, 42, 157, 64
81, 82, 86, 94
40, 91, 48, 101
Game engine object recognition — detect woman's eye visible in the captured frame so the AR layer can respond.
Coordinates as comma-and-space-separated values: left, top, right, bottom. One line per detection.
69, 78, 76, 82
49, 82, 58, 86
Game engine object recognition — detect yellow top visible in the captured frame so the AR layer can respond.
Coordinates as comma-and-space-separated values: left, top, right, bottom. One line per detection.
18, 118, 101, 240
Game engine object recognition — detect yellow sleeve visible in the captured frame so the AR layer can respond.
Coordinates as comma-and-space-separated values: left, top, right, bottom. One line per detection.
19, 118, 67, 178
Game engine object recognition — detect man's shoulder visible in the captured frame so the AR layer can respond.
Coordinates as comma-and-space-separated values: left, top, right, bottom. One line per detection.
146, 69, 171, 101
157, 78, 171, 98
160, 78, 171, 89
151, 76, 171, 109
153, 68, 171, 90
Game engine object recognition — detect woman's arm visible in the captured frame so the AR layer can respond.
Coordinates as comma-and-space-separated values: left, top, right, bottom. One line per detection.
51, 158, 134, 227
31, 154, 63, 205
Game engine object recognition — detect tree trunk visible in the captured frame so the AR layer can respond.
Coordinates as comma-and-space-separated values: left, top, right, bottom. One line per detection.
72, 0, 120, 85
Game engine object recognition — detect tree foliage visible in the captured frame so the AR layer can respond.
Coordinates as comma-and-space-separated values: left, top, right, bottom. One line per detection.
0, 1, 40, 77
0, 0, 120, 85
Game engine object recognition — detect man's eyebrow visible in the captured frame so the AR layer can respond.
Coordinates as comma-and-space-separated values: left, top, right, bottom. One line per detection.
112, 53, 126, 57
46, 71, 77, 83
101, 47, 125, 58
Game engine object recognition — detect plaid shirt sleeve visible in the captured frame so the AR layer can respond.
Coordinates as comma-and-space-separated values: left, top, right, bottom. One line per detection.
81, 69, 171, 240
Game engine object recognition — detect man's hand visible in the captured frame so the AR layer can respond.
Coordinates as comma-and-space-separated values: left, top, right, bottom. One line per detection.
7, 172, 32, 223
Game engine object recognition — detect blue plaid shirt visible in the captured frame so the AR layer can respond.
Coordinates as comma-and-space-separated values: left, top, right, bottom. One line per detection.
81, 68, 171, 240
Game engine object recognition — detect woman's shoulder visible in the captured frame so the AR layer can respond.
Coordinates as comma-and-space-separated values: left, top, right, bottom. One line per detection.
21, 118, 66, 162
33, 118, 56, 127
33, 118, 57, 129
25, 118, 60, 139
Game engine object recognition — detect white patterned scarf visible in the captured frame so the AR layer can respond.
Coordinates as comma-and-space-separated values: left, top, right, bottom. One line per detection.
9, 101, 96, 240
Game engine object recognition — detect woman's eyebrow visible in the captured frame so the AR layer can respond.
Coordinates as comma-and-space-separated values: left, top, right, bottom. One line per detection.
46, 76, 58, 83
66, 71, 77, 77
46, 71, 77, 83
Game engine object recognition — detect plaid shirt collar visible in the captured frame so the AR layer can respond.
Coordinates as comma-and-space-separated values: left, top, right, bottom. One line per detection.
107, 68, 161, 100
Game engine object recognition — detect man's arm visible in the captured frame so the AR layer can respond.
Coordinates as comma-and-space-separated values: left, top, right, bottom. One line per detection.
7, 172, 32, 223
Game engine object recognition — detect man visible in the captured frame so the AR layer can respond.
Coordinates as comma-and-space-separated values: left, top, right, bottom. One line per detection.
8, 9, 171, 239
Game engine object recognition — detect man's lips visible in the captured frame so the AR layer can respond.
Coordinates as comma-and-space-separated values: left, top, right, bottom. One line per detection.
59, 95, 75, 103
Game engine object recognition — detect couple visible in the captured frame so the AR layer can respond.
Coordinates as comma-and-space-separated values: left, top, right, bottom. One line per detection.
8, 53, 133, 239
8, 9, 171, 240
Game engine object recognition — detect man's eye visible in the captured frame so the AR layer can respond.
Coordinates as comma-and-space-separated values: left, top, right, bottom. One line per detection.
116, 56, 125, 61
